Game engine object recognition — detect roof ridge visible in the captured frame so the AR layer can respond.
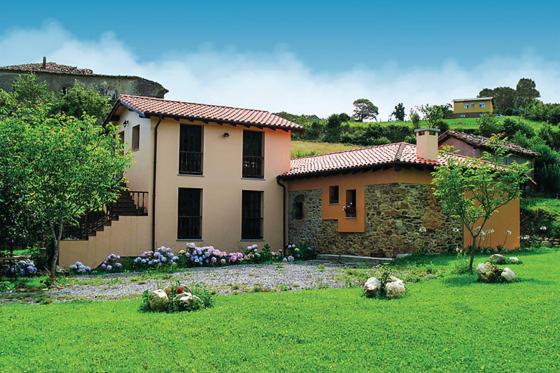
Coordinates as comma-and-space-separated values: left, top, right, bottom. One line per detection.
291, 142, 405, 161
119, 94, 272, 114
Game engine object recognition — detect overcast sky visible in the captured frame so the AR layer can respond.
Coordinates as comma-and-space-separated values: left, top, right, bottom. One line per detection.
0, 0, 558, 118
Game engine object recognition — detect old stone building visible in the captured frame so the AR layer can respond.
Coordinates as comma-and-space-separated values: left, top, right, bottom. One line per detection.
280, 129, 521, 257
0, 57, 167, 99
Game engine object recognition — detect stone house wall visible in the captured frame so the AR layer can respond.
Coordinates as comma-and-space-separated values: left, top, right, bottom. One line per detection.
288, 183, 462, 257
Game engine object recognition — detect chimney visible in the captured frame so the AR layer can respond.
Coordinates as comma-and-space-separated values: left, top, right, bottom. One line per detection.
415, 128, 440, 161
42, 57, 47, 69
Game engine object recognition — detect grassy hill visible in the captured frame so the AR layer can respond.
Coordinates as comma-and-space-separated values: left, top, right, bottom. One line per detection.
291, 140, 361, 158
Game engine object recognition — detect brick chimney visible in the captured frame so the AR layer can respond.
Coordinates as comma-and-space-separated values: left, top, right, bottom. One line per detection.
42, 56, 47, 69
415, 128, 440, 161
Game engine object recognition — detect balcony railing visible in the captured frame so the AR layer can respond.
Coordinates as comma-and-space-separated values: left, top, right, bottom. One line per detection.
242, 156, 264, 178
242, 217, 263, 239
179, 151, 203, 175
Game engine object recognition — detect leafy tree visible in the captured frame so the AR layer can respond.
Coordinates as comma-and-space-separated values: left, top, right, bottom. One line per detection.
0, 109, 130, 272
418, 104, 448, 131
392, 103, 406, 121
353, 98, 379, 122
515, 78, 540, 109
432, 141, 530, 272
56, 81, 112, 123
409, 109, 421, 129
478, 114, 504, 137
478, 86, 517, 115
11, 74, 53, 108
324, 114, 344, 142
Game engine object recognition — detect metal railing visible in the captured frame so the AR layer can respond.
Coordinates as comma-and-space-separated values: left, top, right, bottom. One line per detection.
178, 216, 202, 239
179, 151, 203, 175
242, 156, 264, 178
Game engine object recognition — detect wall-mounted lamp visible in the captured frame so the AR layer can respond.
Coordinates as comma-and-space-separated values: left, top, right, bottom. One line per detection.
223, 132, 230, 138
123, 120, 130, 127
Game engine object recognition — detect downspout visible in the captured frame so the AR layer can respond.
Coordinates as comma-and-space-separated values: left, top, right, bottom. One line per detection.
151, 116, 163, 251
276, 177, 287, 256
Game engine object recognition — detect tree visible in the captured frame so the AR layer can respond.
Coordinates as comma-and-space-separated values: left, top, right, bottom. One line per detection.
478, 86, 517, 115
432, 141, 530, 272
353, 98, 379, 122
392, 103, 406, 121
515, 78, 540, 109
11, 74, 53, 108
56, 81, 112, 123
409, 109, 421, 129
418, 104, 448, 131
478, 114, 503, 137
325, 113, 344, 142
0, 108, 130, 272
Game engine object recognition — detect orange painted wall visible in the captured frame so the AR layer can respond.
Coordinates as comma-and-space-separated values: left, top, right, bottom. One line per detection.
286, 168, 520, 250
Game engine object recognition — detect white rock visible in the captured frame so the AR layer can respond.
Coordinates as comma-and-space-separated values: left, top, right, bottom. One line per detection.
175, 293, 202, 310
501, 267, 516, 282
477, 262, 495, 283
385, 279, 406, 299
363, 277, 381, 297
508, 256, 520, 264
148, 289, 170, 311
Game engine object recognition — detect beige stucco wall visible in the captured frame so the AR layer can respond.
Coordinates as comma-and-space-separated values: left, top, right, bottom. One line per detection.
59, 216, 151, 267
153, 116, 291, 253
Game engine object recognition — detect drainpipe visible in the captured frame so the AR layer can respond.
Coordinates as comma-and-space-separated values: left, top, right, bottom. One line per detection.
276, 177, 287, 256
151, 116, 163, 251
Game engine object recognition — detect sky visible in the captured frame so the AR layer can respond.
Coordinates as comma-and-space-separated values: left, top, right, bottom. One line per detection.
0, 0, 559, 118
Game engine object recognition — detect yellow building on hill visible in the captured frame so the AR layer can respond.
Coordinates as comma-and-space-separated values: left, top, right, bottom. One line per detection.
452, 97, 493, 118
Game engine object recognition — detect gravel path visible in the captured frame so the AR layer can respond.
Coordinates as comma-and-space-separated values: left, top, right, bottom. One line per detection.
6, 261, 346, 302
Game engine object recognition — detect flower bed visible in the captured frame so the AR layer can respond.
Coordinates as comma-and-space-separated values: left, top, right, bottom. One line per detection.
140, 282, 214, 313
133, 247, 179, 269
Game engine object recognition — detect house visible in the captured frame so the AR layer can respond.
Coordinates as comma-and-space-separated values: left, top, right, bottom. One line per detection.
0, 57, 168, 99
439, 130, 538, 171
59, 97, 520, 267
452, 97, 493, 118
279, 129, 519, 258
59, 95, 301, 266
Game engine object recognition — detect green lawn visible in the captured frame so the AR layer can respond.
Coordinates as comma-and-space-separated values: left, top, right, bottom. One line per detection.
1, 248, 559, 372
348, 116, 546, 131
292, 140, 361, 158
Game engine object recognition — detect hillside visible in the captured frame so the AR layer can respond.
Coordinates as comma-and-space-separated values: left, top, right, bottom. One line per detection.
291, 140, 361, 158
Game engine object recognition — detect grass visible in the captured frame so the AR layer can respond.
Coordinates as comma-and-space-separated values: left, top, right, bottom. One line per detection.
348, 115, 547, 131
291, 140, 361, 158
522, 196, 560, 215
1, 248, 559, 371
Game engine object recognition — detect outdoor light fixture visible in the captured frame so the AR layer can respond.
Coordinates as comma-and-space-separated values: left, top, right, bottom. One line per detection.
223, 132, 230, 138
123, 120, 129, 127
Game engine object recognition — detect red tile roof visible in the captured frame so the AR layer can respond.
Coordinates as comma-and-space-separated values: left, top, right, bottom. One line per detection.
439, 130, 539, 157
115, 95, 302, 131
281, 142, 465, 179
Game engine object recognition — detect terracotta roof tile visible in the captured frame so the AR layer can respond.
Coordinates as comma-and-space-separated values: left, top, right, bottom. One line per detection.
281, 142, 462, 178
439, 130, 539, 157
116, 95, 302, 131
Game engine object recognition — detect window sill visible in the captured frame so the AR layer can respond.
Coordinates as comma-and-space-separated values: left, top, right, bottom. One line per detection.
344, 216, 357, 220
240, 239, 264, 242
241, 177, 266, 181
177, 173, 204, 177
177, 238, 203, 242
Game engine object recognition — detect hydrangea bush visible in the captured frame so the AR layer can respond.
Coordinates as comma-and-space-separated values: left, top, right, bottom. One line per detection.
286, 243, 316, 260
133, 246, 179, 269
181, 243, 246, 266
11, 259, 38, 277
98, 254, 123, 273
68, 261, 92, 275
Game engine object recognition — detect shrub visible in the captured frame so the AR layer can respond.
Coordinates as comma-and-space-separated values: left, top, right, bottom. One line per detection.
10, 259, 38, 277
98, 254, 123, 273
182, 243, 245, 266
478, 114, 504, 137
133, 247, 179, 270
140, 282, 213, 313
286, 243, 316, 260
68, 261, 92, 275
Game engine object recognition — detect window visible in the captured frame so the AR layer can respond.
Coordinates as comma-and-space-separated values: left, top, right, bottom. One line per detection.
132, 125, 140, 151
179, 124, 203, 174
119, 131, 125, 144
242, 191, 263, 239
329, 185, 339, 204
463, 103, 469, 109
470, 103, 475, 108
293, 195, 304, 220
344, 189, 357, 218
243, 131, 264, 178
479, 102, 486, 109
178, 188, 202, 239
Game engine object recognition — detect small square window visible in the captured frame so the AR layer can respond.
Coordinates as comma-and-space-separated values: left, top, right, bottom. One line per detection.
345, 189, 357, 218
463, 103, 469, 109
132, 125, 140, 151
329, 186, 339, 204
479, 102, 486, 108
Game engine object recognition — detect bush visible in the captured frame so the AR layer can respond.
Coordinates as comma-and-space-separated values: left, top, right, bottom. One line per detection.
11, 259, 38, 277
140, 282, 213, 313
133, 247, 179, 270
286, 243, 316, 260
476, 262, 516, 283
478, 115, 503, 137
98, 254, 123, 273
68, 261, 92, 275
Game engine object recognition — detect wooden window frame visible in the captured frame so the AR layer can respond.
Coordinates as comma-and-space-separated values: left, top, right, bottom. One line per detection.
329, 185, 339, 204
344, 189, 357, 218
131, 125, 140, 151
179, 124, 204, 175
242, 190, 263, 239
177, 188, 203, 240
242, 130, 264, 179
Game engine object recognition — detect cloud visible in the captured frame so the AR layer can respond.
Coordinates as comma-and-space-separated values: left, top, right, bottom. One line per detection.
1, 22, 560, 119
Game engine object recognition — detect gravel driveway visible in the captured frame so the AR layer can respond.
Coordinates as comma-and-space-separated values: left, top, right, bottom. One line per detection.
33, 261, 347, 302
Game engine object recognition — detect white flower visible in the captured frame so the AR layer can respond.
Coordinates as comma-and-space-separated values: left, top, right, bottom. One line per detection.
418, 227, 427, 233
506, 230, 512, 235
540, 226, 547, 231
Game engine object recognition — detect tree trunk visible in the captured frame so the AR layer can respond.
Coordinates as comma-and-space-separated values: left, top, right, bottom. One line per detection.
48, 220, 64, 274
468, 234, 480, 273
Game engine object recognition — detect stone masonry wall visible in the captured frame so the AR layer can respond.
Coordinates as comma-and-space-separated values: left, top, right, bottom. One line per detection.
288, 184, 463, 257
